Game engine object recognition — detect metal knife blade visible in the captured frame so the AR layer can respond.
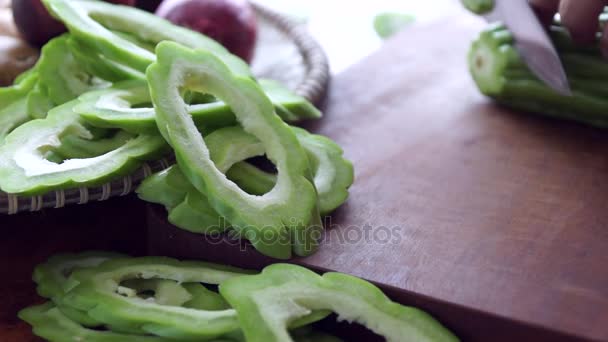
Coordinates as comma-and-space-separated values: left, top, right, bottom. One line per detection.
485, 0, 571, 96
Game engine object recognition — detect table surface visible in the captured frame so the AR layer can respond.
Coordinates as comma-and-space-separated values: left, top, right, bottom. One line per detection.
2, 9, 608, 342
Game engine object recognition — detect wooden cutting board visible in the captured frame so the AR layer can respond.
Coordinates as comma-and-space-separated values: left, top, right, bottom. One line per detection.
2, 9, 608, 342
301, 13, 608, 341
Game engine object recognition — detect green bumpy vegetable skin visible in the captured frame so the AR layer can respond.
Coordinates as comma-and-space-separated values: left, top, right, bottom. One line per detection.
220, 264, 459, 342
469, 24, 608, 127
0, 100, 168, 195
33, 251, 126, 327
74, 79, 321, 134
19, 303, 177, 342
147, 42, 321, 259
38, 35, 110, 105
61, 257, 251, 340
42, 0, 250, 77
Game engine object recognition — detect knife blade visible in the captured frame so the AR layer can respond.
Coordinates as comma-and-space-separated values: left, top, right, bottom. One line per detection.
485, 0, 571, 96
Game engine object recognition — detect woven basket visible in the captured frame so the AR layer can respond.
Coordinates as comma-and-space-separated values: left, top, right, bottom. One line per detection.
0, 3, 329, 215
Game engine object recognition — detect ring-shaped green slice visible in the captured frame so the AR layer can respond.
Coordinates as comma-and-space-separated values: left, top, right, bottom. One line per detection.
146, 42, 320, 259
62, 257, 252, 340
137, 125, 352, 227
19, 303, 177, 342
42, 0, 250, 77
67, 37, 145, 82
220, 264, 459, 342
54, 130, 136, 160
33, 251, 126, 327
215, 127, 353, 215
0, 97, 30, 144
0, 100, 168, 195
38, 35, 110, 105
75, 80, 236, 134
75, 79, 322, 134
292, 127, 354, 215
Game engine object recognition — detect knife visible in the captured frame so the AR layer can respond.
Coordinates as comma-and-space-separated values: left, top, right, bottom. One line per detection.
483, 0, 571, 96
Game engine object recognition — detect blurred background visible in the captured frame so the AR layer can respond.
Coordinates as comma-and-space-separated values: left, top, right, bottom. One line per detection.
255, 0, 461, 72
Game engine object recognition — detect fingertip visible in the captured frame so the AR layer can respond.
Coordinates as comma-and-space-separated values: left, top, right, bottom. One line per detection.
559, 0, 604, 45
600, 23, 608, 59
529, 0, 559, 27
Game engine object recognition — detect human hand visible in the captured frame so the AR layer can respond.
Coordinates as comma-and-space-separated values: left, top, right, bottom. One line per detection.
530, 0, 606, 48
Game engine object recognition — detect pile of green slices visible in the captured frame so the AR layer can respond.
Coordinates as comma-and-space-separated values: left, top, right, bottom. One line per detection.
0, 0, 353, 259
19, 252, 458, 342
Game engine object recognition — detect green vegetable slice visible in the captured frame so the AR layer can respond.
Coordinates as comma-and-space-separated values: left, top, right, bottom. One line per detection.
293, 127, 353, 215
469, 24, 608, 127
32, 253, 222, 334
67, 37, 145, 82
33, 251, 126, 327
25, 82, 54, 119
182, 283, 231, 311
258, 79, 322, 121
138, 165, 226, 234
207, 126, 353, 215
42, 0, 250, 76
137, 165, 193, 209
137, 125, 352, 229
225, 162, 278, 196
61, 257, 251, 340
0, 100, 168, 195
167, 190, 226, 234
19, 303, 175, 342
147, 42, 320, 259
75, 79, 321, 134
74, 80, 237, 134
54, 129, 136, 159
220, 264, 459, 342
38, 35, 110, 105
0, 97, 30, 145
118, 279, 193, 307
0, 67, 38, 109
